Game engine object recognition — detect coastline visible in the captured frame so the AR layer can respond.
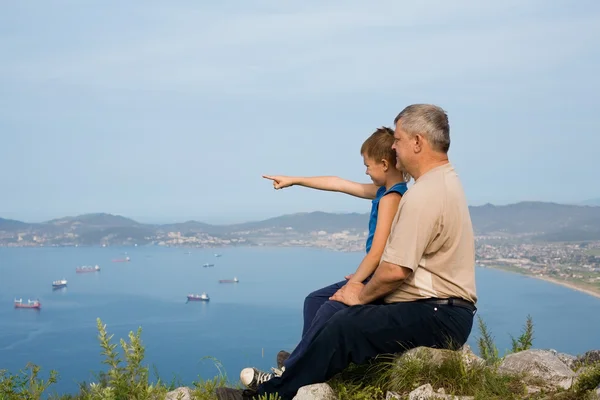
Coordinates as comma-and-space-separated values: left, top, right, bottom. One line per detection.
484, 265, 600, 300
531, 275, 600, 300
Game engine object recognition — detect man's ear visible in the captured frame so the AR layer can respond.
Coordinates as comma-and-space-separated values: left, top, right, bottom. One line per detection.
414, 133, 424, 153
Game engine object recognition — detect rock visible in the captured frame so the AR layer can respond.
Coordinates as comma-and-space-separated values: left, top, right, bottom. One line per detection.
407, 383, 473, 400
499, 349, 575, 390
577, 350, 600, 366
165, 387, 192, 400
293, 383, 338, 400
557, 353, 578, 370
386, 392, 402, 400
547, 348, 578, 370
408, 384, 435, 400
401, 345, 484, 369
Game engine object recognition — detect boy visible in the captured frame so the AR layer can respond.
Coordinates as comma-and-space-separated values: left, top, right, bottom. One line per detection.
241, 127, 410, 389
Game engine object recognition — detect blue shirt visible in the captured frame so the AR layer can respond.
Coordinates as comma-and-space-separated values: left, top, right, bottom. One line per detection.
365, 182, 408, 253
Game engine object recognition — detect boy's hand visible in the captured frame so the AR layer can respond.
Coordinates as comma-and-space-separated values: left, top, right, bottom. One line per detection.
263, 175, 294, 190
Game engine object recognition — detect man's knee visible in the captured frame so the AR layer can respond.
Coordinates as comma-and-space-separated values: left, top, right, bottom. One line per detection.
320, 306, 355, 333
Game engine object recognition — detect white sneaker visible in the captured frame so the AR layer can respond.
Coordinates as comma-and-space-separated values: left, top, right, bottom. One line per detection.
240, 367, 273, 390
270, 366, 285, 377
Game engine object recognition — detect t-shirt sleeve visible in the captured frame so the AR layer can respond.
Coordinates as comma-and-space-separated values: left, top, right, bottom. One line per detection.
381, 192, 441, 271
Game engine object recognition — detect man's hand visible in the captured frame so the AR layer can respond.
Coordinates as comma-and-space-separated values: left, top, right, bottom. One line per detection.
330, 281, 365, 306
344, 273, 354, 280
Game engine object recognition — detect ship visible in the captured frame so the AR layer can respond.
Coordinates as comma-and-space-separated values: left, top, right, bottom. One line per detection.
187, 292, 210, 302
112, 256, 131, 263
76, 265, 101, 273
214, 253, 222, 257
203, 263, 215, 268
219, 277, 239, 283
14, 299, 41, 309
52, 279, 68, 289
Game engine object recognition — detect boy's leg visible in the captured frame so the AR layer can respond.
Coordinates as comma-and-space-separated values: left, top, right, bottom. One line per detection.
258, 302, 475, 400
302, 280, 347, 337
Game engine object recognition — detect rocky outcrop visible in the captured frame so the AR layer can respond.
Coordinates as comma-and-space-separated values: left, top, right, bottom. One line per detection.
292, 383, 338, 400
499, 349, 576, 390
168, 347, 600, 400
400, 344, 484, 368
165, 387, 192, 400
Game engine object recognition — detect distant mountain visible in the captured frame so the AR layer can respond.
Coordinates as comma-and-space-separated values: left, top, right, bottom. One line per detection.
159, 220, 217, 234
581, 198, 600, 206
226, 211, 369, 234
46, 213, 142, 230
2, 202, 600, 244
468, 201, 600, 237
0, 217, 32, 231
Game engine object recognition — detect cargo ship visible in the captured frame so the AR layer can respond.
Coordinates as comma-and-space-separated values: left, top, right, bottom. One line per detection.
187, 292, 210, 302
52, 279, 68, 289
219, 277, 239, 283
76, 265, 101, 273
112, 256, 130, 263
203, 263, 215, 268
14, 299, 41, 309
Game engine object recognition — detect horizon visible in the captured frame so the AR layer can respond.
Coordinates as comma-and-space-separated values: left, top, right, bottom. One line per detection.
2, 198, 599, 225
1, 2, 599, 224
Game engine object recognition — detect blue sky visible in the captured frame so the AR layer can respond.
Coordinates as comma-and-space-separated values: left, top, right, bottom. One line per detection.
1, 1, 599, 224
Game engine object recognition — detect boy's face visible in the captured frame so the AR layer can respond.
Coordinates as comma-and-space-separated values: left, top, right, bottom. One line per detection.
362, 155, 386, 186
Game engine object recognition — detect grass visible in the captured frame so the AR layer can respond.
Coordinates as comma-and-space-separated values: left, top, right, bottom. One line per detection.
1, 317, 600, 400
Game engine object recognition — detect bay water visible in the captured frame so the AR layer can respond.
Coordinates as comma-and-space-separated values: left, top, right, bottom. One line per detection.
0, 246, 599, 395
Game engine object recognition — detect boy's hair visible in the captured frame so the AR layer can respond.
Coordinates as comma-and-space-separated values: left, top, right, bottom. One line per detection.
361, 127, 412, 182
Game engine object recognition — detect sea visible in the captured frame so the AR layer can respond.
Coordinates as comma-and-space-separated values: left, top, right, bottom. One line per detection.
0, 246, 599, 395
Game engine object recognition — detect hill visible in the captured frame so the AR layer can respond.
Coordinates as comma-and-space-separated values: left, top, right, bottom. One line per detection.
2, 202, 600, 245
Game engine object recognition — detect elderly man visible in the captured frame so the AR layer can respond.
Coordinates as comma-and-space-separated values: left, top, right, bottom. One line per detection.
217, 104, 478, 400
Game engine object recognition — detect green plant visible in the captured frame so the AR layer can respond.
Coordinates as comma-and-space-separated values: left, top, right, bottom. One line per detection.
509, 315, 534, 353
477, 316, 500, 365
477, 315, 536, 366
0, 363, 58, 400
573, 362, 600, 395
90, 317, 167, 399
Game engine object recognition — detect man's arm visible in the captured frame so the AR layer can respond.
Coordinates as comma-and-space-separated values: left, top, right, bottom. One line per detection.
358, 260, 412, 304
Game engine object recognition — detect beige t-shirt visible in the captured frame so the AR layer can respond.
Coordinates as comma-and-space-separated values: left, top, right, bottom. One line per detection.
381, 163, 477, 304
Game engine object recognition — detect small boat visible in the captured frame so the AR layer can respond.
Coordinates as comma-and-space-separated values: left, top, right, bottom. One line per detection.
187, 292, 210, 302
14, 298, 41, 309
76, 265, 101, 273
52, 279, 68, 289
112, 256, 130, 263
214, 253, 222, 258
219, 277, 239, 283
203, 263, 215, 268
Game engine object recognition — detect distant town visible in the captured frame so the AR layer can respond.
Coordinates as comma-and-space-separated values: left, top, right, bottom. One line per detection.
2, 201, 600, 296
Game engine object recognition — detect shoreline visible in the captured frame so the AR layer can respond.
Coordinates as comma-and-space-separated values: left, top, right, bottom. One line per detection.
485, 266, 600, 300
531, 275, 600, 300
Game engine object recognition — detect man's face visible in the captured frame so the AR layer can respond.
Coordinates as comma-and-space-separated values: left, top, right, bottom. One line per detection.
392, 121, 412, 172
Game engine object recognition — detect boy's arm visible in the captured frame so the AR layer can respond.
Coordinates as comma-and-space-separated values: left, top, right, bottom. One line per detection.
263, 175, 379, 199
347, 192, 402, 283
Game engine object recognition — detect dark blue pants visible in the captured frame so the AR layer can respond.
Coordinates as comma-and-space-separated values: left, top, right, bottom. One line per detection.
283, 280, 349, 370
259, 301, 475, 400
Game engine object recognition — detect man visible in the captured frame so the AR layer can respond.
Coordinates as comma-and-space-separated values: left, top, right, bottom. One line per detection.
217, 104, 478, 400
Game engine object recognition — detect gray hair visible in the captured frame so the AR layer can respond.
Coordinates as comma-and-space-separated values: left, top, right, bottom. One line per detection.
394, 104, 450, 153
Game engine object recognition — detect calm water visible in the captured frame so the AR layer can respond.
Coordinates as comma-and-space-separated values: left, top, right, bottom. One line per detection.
0, 246, 599, 395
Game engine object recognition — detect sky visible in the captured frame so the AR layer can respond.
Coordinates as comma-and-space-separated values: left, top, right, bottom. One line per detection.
1, 1, 599, 224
